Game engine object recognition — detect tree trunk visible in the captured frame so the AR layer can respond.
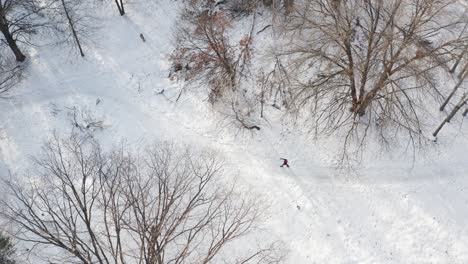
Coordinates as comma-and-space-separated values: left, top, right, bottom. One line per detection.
114, 0, 125, 16
0, 16, 26, 62
440, 66, 467, 111
354, 62, 395, 116
433, 94, 467, 137
355, 76, 387, 116
450, 46, 467, 73
61, 0, 85, 57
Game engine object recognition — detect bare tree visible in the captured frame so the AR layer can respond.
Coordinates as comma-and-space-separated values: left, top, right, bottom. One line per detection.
59, 0, 84, 56
275, 0, 467, 154
1, 134, 285, 263
0, 0, 25, 61
0, 0, 47, 61
47, 0, 97, 57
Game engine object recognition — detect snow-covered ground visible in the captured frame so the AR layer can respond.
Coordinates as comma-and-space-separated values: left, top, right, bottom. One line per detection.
1, 1, 468, 263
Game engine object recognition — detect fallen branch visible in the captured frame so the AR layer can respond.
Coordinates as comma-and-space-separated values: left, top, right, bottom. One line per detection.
231, 103, 260, 130
256, 24, 271, 35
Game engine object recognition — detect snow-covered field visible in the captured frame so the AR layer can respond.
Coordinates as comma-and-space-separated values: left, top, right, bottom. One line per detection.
1, 0, 468, 263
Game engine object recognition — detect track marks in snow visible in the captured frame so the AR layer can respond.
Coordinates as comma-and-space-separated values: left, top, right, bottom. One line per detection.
2, 1, 468, 263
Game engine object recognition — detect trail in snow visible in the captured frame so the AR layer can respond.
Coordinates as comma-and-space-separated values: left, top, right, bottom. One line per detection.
1, 1, 468, 263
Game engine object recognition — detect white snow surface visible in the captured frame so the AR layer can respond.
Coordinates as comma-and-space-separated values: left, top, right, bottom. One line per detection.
1, 1, 468, 263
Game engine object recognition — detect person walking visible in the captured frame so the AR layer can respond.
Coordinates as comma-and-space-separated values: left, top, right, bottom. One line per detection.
280, 158, 289, 168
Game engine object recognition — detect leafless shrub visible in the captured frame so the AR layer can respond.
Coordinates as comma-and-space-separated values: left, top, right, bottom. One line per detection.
171, 0, 265, 134
171, 0, 254, 104
1, 134, 285, 263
